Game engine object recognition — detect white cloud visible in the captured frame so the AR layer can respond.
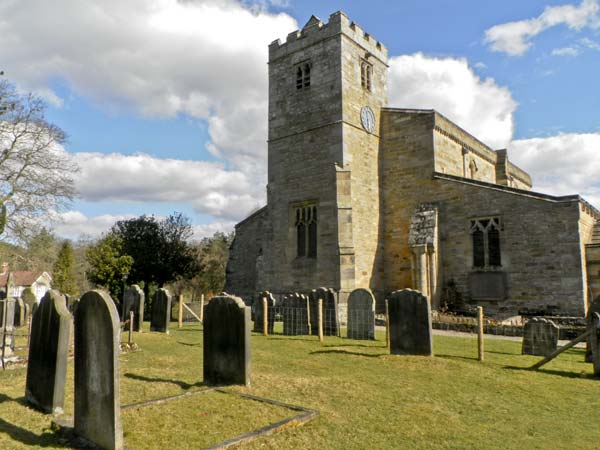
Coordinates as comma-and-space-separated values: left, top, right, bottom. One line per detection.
192, 221, 236, 239
509, 133, 600, 208
552, 46, 581, 56
74, 152, 265, 220
0, 0, 297, 175
53, 211, 135, 239
485, 0, 600, 56
388, 53, 517, 149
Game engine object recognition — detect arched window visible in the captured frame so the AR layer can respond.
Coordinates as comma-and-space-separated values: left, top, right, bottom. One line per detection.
295, 204, 318, 258
361, 60, 372, 91
470, 218, 502, 268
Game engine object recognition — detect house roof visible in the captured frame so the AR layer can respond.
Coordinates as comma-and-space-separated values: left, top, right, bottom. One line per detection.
0, 271, 49, 288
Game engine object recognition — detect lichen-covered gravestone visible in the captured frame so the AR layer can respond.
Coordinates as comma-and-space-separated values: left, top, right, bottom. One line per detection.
25, 290, 71, 414
14, 297, 25, 327
1, 297, 16, 355
347, 288, 375, 340
150, 288, 171, 333
522, 317, 559, 356
388, 289, 433, 356
282, 293, 310, 335
253, 291, 276, 334
309, 287, 339, 337
203, 294, 250, 386
123, 285, 144, 332
74, 290, 123, 450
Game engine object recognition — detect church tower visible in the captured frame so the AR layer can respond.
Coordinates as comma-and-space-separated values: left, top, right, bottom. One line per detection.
264, 12, 388, 305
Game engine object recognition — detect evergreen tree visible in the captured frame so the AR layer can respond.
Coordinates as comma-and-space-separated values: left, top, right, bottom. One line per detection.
53, 241, 77, 295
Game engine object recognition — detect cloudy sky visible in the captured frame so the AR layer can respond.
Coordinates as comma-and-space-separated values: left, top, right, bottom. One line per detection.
1, 0, 599, 240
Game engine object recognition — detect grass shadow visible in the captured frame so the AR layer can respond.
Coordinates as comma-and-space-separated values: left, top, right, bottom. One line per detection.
323, 342, 386, 349
485, 350, 519, 356
310, 349, 386, 358
503, 365, 596, 380
0, 417, 61, 447
435, 354, 479, 362
124, 372, 203, 390
266, 336, 319, 342
0, 393, 28, 406
177, 341, 201, 347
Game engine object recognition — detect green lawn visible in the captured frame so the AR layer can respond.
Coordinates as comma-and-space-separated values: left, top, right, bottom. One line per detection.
0, 323, 598, 449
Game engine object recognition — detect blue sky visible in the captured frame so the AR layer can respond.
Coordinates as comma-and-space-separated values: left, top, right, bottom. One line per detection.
0, 0, 599, 239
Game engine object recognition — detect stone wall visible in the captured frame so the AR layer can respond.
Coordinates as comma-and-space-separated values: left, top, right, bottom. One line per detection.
223, 207, 268, 303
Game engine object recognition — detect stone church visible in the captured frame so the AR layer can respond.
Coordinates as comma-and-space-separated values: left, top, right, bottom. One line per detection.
225, 11, 600, 318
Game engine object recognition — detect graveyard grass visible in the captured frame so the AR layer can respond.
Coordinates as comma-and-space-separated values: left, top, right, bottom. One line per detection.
0, 324, 599, 450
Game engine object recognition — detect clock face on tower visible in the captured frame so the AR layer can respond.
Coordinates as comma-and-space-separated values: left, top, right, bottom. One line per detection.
360, 106, 375, 133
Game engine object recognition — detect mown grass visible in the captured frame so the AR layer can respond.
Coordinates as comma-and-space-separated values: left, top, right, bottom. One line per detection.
0, 322, 598, 449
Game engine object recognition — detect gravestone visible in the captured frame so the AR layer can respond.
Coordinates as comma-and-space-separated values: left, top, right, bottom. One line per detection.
281, 293, 310, 335
14, 297, 25, 327
123, 285, 144, 332
74, 290, 123, 450
309, 287, 339, 336
586, 295, 600, 362
25, 290, 71, 414
23, 303, 31, 326
150, 288, 171, 333
388, 289, 433, 356
1, 298, 16, 355
522, 317, 559, 356
253, 291, 276, 334
203, 294, 250, 386
347, 288, 375, 340
590, 312, 600, 377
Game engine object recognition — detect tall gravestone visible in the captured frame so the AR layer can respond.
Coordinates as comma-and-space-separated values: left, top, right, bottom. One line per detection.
74, 290, 123, 450
253, 291, 276, 334
123, 285, 144, 332
25, 290, 71, 414
309, 287, 339, 336
347, 288, 375, 340
388, 289, 433, 356
204, 294, 250, 386
282, 293, 310, 335
1, 297, 16, 355
522, 317, 559, 356
150, 288, 171, 333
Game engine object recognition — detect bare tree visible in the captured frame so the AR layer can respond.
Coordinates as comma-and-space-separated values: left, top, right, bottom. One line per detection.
0, 78, 77, 241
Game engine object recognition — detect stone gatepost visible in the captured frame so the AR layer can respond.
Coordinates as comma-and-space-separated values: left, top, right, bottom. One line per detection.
388, 289, 433, 356
203, 294, 251, 386
25, 290, 71, 414
74, 290, 123, 450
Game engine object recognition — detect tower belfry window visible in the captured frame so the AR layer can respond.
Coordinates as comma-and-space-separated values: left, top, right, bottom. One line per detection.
295, 204, 317, 258
296, 62, 311, 90
361, 60, 372, 91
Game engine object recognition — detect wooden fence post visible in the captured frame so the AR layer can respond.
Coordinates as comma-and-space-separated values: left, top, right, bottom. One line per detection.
263, 297, 268, 337
200, 294, 205, 323
385, 299, 390, 350
178, 294, 183, 329
318, 299, 324, 343
477, 306, 484, 362
129, 311, 134, 345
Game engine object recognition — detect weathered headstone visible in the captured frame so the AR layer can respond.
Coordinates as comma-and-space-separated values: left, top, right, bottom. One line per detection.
586, 295, 600, 362
203, 294, 250, 386
1, 298, 16, 355
522, 317, 559, 356
74, 290, 123, 450
309, 287, 339, 336
25, 290, 71, 414
123, 285, 144, 332
150, 288, 171, 333
590, 312, 600, 377
347, 288, 375, 340
281, 293, 310, 335
14, 297, 25, 327
388, 289, 433, 356
253, 291, 276, 334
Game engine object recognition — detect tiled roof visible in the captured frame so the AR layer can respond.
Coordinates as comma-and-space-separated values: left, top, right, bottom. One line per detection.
0, 271, 46, 287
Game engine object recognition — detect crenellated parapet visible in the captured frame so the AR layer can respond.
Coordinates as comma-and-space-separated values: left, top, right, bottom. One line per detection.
269, 11, 388, 64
